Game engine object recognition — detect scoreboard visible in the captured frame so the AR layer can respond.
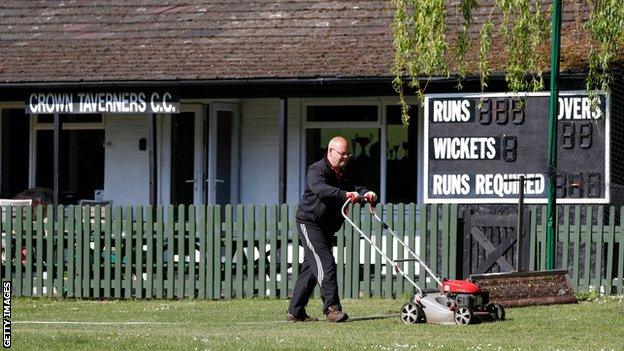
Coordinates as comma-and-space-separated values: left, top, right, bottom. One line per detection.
424, 91, 609, 204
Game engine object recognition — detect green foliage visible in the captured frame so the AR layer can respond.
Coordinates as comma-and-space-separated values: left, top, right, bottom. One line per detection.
456, 0, 478, 89
575, 290, 624, 304
391, 0, 623, 125
574, 287, 601, 301
391, 0, 449, 125
498, 0, 549, 93
479, 21, 495, 91
586, 0, 624, 109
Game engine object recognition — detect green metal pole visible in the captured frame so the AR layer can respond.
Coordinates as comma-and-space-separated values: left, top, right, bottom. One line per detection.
546, 0, 563, 270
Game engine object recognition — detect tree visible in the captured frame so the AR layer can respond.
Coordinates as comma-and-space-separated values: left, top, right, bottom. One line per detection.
391, 0, 624, 125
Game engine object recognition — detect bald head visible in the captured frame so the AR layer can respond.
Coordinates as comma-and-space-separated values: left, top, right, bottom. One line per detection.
328, 136, 348, 151
327, 136, 351, 168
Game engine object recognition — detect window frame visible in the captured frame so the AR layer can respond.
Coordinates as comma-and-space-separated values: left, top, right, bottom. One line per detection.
33, 114, 106, 131
30, 113, 106, 188
301, 98, 421, 204
384, 103, 423, 204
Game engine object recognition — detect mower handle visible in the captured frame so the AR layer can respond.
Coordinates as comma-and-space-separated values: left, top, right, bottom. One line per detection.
342, 200, 424, 297
342, 200, 443, 289
369, 208, 442, 287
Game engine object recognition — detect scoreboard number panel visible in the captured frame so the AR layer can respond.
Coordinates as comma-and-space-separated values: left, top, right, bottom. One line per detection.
423, 91, 609, 204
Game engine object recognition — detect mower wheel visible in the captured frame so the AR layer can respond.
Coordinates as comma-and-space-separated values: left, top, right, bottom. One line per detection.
487, 303, 505, 321
454, 306, 473, 325
400, 302, 424, 325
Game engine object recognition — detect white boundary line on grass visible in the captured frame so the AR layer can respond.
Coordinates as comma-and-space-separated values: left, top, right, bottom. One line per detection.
13, 321, 192, 325
13, 320, 292, 326
12, 314, 399, 326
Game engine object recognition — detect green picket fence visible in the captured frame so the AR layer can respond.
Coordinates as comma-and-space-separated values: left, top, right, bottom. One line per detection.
530, 205, 624, 295
0, 203, 458, 299
4, 203, 621, 299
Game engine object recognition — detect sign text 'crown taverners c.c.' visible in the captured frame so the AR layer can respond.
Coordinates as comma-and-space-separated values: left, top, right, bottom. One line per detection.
26, 91, 180, 114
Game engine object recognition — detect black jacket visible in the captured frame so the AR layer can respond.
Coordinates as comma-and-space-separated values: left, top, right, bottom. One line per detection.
296, 157, 369, 233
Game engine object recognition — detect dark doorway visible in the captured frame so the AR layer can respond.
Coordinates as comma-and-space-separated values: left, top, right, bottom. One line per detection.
1, 109, 30, 198
215, 110, 232, 206
170, 112, 195, 206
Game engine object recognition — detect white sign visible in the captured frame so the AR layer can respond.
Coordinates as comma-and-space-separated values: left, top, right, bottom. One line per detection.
26, 91, 180, 114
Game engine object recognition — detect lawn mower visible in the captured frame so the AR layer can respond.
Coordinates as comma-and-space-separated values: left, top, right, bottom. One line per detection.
341, 199, 505, 325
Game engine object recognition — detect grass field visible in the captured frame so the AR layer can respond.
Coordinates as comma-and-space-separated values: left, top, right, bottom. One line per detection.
8, 296, 624, 351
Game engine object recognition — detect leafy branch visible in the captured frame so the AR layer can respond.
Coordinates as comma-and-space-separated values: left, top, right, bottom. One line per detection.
391, 0, 623, 125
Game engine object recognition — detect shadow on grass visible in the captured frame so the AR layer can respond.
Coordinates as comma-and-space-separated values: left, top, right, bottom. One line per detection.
346, 314, 399, 322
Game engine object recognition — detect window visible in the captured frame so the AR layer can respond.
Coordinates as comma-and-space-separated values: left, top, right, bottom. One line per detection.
306, 128, 381, 192
385, 105, 418, 203
35, 129, 105, 204
1, 109, 30, 198
303, 101, 420, 204
305, 103, 381, 193
37, 114, 103, 124
34, 114, 105, 204
306, 105, 378, 122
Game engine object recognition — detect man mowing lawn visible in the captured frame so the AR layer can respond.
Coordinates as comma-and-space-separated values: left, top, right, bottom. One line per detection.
287, 136, 377, 323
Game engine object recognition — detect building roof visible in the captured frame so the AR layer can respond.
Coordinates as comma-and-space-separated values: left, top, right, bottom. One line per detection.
0, 0, 599, 84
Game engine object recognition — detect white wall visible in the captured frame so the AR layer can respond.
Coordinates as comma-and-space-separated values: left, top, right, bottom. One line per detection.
239, 99, 279, 204
103, 103, 289, 207
103, 114, 149, 206
238, 98, 304, 205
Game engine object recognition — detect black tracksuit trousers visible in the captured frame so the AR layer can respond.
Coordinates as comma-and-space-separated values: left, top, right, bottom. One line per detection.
288, 221, 341, 317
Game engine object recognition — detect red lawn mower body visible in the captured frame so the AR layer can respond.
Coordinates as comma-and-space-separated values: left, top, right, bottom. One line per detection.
441, 279, 482, 294
341, 200, 505, 325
